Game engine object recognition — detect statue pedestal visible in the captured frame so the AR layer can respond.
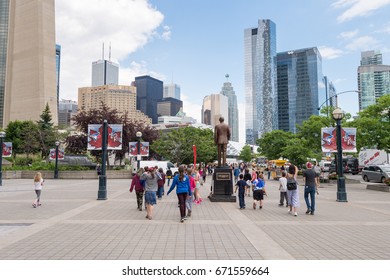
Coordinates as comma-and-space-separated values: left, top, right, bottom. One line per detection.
209, 167, 236, 202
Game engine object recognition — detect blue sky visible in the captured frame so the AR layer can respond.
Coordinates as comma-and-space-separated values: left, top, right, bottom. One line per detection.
56, 0, 390, 142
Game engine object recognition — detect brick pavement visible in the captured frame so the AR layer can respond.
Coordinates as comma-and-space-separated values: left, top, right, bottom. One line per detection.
0, 175, 389, 260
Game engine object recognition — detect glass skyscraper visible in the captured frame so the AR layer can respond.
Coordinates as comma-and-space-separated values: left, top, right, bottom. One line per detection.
358, 50, 390, 111
277, 47, 325, 133
91, 59, 119, 87
0, 0, 10, 127
220, 74, 239, 142
134, 75, 163, 124
244, 19, 278, 145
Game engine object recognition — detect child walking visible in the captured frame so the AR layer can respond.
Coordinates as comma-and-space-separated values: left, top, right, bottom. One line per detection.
32, 172, 44, 208
234, 174, 247, 209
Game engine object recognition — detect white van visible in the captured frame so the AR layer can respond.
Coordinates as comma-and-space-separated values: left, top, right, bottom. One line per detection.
319, 161, 332, 172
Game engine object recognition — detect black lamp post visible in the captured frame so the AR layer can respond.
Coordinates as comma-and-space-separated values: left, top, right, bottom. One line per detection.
332, 108, 347, 202
98, 120, 108, 200
136, 131, 142, 170
54, 141, 60, 179
0, 131, 5, 186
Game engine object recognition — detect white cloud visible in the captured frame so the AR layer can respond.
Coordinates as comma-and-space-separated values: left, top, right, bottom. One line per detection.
318, 46, 344, 59
332, 0, 390, 22
338, 29, 359, 39
181, 93, 201, 123
56, 0, 165, 100
345, 36, 380, 51
161, 26, 172, 41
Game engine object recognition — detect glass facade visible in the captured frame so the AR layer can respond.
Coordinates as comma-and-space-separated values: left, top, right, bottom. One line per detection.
92, 59, 119, 87
277, 47, 324, 133
135, 75, 163, 124
163, 83, 181, 100
220, 76, 239, 142
358, 51, 390, 110
0, 0, 9, 127
244, 19, 278, 145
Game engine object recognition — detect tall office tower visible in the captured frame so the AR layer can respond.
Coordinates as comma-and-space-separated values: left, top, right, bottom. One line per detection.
163, 83, 181, 99
328, 81, 337, 108
134, 75, 163, 124
220, 74, 239, 142
91, 59, 119, 87
0, 0, 10, 127
58, 99, 77, 127
277, 47, 325, 133
244, 19, 278, 145
56, 44, 61, 119
157, 97, 183, 117
2, 0, 58, 127
358, 50, 390, 111
78, 85, 151, 124
201, 93, 229, 127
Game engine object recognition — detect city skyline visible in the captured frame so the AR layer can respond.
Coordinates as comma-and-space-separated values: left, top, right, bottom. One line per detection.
56, 0, 390, 142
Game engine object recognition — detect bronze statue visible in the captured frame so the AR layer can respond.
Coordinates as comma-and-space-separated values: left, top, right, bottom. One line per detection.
214, 116, 231, 167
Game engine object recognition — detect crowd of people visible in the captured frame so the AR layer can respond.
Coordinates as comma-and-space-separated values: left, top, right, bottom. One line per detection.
129, 164, 207, 223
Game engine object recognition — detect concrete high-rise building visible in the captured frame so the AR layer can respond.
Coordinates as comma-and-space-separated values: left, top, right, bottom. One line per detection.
134, 75, 163, 124
201, 93, 228, 128
277, 47, 325, 133
358, 50, 390, 111
2, 0, 58, 127
220, 74, 239, 142
157, 97, 183, 117
163, 83, 180, 99
244, 19, 278, 144
78, 84, 151, 124
91, 59, 119, 87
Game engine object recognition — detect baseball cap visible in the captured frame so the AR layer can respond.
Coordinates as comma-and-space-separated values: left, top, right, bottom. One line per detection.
306, 162, 313, 168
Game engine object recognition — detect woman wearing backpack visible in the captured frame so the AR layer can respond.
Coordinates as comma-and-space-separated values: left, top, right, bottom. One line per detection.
287, 164, 300, 216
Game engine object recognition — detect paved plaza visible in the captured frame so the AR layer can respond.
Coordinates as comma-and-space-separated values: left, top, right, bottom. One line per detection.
0, 174, 389, 260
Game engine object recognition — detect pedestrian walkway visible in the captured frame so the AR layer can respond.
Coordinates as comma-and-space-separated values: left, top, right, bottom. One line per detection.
0, 175, 389, 260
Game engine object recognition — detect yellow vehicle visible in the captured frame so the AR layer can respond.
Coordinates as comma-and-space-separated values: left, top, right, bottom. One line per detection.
269, 159, 288, 180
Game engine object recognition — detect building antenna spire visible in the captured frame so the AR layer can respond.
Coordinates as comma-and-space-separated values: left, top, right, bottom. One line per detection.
102, 42, 105, 60
225, 74, 230, 81
109, 42, 111, 61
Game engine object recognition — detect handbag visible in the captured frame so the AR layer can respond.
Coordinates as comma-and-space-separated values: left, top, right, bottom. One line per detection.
286, 177, 297, 190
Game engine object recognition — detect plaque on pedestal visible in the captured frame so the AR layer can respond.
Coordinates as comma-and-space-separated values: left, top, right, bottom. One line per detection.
209, 167, 236, 202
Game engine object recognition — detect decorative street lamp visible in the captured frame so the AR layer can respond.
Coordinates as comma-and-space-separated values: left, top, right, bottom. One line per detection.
98, 120, 108, 200
54, 141, 60, 179
0, 131, 5, 186
136, 131, 142, 170
332, 107, 347, 202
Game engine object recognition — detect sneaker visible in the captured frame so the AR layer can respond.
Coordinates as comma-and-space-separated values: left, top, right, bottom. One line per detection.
310, 211, 315, 215
278, 203, 283, 206
180, 218, 184, 223
187, 210, 192, 217
183, 216, 188, 220
294, 212, 298, 216
288, 210, 292, 214
259, 206, 262, 209
305, 209, 311, 214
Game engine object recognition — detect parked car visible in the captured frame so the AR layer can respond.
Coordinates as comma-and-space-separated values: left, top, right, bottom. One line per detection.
329, 157, 359, 175
362, 165, 390, 183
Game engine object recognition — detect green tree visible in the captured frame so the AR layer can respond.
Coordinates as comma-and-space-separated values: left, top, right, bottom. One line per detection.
37, 103, 57, 159
256, 130, 294, 160
151, 127, 216, 165
5, 120, 41, 161
350, 95, 390, 152
238, 145, 252, 162
281, 138, 317, 168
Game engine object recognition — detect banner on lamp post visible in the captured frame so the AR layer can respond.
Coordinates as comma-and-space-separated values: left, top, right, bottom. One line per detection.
2, 142, 12, 157
49, 148, 65, 160
129, 142, 149, 156
321, 127, 357, 153
88, 124, 123, 150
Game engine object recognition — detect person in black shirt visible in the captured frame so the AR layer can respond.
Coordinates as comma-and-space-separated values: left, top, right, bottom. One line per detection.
303, 162, 319, 215
234, 174, 247, 209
